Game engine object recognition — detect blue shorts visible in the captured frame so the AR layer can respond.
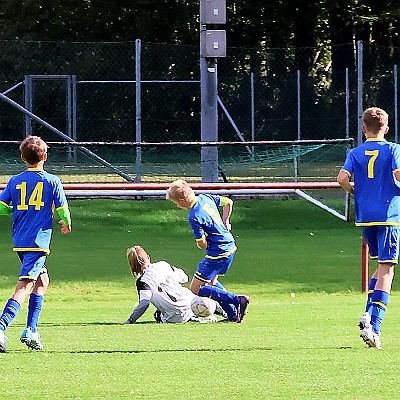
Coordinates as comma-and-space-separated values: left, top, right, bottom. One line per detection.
194, 251, 236, 283
17, 251, 47, 281
362, 226, 400, 264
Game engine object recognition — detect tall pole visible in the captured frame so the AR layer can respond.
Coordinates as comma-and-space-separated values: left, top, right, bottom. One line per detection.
199, 0, 226, 182
357, 40, 363, 146
200, 57, 219, 182
135, 39, 142, 182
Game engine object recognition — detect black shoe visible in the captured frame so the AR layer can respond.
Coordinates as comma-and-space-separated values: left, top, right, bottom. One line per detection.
154, 310, 162, 323
236, 295, 250, 323
218, 317, 238, 323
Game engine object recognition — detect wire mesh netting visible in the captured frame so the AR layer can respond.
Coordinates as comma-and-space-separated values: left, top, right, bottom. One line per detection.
0, 140, 350, 184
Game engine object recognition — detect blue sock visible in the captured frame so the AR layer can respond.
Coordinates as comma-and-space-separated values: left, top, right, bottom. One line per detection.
210, 281, 237, 319
365, 277, 378, 314
213, 280, 225, 290
370, 290, 389, 334
27, 293, 44, 333
0, 298, 22, 331
198, 285, 238, 320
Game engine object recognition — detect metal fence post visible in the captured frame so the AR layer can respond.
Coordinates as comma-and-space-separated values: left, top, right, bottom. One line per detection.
294, 70, 301, 182
67, 75, 77, 163
24, 75, 33, 137
357, 40, 363, 146
251, 72, 255, 160
135, 39, 142, 182
394, 64, 398, 143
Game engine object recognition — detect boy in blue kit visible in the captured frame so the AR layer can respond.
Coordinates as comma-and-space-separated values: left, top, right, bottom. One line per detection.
337, 107, 400, 349
0, 136, 72, 352
166, 180, 250, 323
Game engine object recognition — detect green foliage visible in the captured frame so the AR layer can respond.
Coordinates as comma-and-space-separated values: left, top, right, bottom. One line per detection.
0, 0, 398, 49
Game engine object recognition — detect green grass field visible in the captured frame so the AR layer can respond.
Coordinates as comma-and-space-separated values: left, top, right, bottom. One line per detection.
1, 199, 400, 399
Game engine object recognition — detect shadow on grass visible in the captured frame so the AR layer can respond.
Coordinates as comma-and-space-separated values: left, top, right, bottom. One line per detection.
10, 345, 354, 354
11, 321, 156, 327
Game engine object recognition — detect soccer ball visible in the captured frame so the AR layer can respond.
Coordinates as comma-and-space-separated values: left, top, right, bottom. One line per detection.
191, 296, 217, 317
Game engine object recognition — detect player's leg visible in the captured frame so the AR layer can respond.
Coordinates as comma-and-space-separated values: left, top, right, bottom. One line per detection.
210, 278, 234, 318
360, 226, 398, 348
369, 263, 394, 332
0, 279, 33, 352
18, 252, 47, 350
191, 255, 250, 322
359, 228, 378, 329
26, 269, 49, 333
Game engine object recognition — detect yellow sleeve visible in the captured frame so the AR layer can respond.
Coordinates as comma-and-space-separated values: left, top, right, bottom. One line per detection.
0, 201, 12, 216
219, 196, 229, 206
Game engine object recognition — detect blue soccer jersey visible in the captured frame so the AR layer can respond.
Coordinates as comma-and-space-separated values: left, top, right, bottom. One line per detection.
188, 194, 236, 257
340, 138, 400, 225
0, 168, 69, 253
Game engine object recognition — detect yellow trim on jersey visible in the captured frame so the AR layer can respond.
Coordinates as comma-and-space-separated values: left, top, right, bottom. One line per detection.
196, 236, 205, 242
355, 222, 400, 226
366, 138, 387, 142
27, 167, 44, 171
189, 197, 198, 209
220, 196, 229, 206
55, 204, 68, 211
193, 273, 211, 283
205, 246, 237, 260
0, 200, 8, 207
339, 169, 351, 177
13, 247, 50, 255
19, 275, 38, 280
378, 259, 398, 264
394, 168, 400, 173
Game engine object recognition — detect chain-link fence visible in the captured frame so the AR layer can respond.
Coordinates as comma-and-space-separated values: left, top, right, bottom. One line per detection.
0, 40, 398, 183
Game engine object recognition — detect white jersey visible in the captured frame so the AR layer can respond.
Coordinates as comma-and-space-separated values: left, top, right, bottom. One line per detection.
138, 261, 195, 323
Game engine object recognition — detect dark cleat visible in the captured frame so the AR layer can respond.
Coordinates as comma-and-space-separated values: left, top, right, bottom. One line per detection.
236, 295, 250, 323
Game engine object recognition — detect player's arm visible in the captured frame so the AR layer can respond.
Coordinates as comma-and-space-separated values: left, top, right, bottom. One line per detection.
196, 237, 207, 249
189, 217, 207, 249
394, 169, 400, 182
337, 170, 354, 195
56, 205, 72, 234
220, 196, 233, 231
0, 201, 12, 216
122, 280, 152, 324
124, 296, 151, 324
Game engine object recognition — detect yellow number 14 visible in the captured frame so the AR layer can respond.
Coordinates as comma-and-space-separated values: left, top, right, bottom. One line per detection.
16, 182, 45, 210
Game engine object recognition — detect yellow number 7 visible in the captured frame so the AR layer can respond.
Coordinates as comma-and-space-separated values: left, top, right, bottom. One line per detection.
365, 150, 379, 179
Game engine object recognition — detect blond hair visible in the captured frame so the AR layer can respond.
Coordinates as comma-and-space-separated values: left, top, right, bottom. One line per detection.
166, 179, 195, 202
19, 136, 48, 165
126, 245, 150, 277
363, 107, 389, 134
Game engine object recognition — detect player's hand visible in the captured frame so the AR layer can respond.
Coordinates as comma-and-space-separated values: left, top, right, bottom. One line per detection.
224, 220, 231, 231
59, 220, 72, 234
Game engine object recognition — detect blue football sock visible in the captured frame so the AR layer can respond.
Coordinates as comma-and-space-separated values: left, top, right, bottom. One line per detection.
210, 281, 237, 318
198, 285, 238, 320
213, 280, 225, 291
370, 289, 389, 334
365, 277, 378, 314
27, 293, 44, 333
0, 298, 22, 331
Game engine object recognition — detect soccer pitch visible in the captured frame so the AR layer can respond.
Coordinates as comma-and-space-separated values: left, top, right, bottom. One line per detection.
1, 199, 400, 399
